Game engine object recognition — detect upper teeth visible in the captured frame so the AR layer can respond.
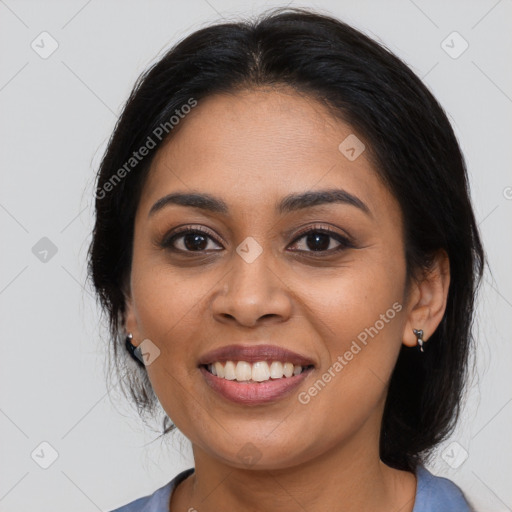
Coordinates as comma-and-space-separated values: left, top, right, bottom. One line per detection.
207, 361, 306, 382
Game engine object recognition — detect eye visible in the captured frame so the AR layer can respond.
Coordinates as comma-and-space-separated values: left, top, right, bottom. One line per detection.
288, 225, 354, 254
160, 224, 354, 255
161, 226, 223, 253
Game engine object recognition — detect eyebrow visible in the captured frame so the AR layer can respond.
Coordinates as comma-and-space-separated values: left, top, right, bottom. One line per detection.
148, 188, 371, 217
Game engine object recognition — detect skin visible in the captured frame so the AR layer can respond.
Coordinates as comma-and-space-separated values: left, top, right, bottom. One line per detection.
124, 86, 450, 512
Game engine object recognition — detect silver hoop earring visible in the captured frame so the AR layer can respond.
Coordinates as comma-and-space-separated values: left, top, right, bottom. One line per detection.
125, 332, 144, 367
413, 329, 424, 352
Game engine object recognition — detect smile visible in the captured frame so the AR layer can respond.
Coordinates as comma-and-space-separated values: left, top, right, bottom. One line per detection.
203, 360, 313, 382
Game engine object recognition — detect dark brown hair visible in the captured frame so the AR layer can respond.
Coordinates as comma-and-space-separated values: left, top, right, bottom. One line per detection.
87, 7, 484, 471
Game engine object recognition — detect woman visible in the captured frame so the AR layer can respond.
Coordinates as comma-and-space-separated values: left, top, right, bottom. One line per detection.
88, 8, 484, 511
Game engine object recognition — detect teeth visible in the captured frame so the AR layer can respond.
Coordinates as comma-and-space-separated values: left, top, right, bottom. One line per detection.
214, 362, 224, 378
283, 362, 294, 378
224, 361, 236, 380
252, 361, 270, 382
235, 361, 252, 381
206, 360, 308, 382
269, 361, 284, 379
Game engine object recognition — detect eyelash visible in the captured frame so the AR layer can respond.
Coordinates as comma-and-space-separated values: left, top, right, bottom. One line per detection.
160, 224, 355, 256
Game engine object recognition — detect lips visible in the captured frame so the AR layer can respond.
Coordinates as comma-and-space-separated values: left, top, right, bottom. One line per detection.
197, 344, 316, 404
199, 365, 313, 404
197, 344, 316, 367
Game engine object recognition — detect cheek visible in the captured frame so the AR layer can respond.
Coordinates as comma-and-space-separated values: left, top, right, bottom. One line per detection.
299, 258, 405, 342
296, 258, 406, 400
289, 301, 405, 452
130, 251, 210, 336
129, 263, 212, 411
129, 266, 208, 428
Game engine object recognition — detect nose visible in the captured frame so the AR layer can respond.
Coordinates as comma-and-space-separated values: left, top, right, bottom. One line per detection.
210, 246, 293, 328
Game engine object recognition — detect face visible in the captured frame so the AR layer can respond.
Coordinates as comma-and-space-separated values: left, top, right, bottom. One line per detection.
125, 87, 414, 470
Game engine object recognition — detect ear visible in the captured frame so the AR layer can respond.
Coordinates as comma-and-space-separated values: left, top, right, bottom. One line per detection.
123, 287, 142, 348
402, 249, 450, 348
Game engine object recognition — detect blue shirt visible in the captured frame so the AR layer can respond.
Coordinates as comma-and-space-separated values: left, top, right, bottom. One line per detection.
109, 465, 472, 511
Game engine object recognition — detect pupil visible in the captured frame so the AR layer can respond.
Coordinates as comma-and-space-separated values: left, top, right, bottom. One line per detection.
185, 233, 207, 251
307, 232, 330, 251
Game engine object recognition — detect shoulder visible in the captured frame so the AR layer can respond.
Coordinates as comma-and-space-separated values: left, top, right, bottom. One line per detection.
108, 468, 195, 512
413, 465, 472, 512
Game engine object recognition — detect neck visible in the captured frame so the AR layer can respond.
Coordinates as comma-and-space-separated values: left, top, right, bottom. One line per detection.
171, 418, 416, 512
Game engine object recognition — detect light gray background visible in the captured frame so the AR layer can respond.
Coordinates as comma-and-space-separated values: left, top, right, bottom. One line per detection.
1, 0, 511, 510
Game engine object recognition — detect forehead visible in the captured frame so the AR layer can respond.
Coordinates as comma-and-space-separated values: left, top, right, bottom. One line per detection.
139, 87, 397, 221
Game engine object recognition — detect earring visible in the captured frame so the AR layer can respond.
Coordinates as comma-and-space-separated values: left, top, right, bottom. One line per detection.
125, 333, 145, 367
413, 329, 424, 352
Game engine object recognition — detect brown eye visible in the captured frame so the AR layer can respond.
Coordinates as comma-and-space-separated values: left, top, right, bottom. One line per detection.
301, 232, 332, 251
288, 228, 354, 254
181, 232, 209, 251
161, 227, 223, 253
